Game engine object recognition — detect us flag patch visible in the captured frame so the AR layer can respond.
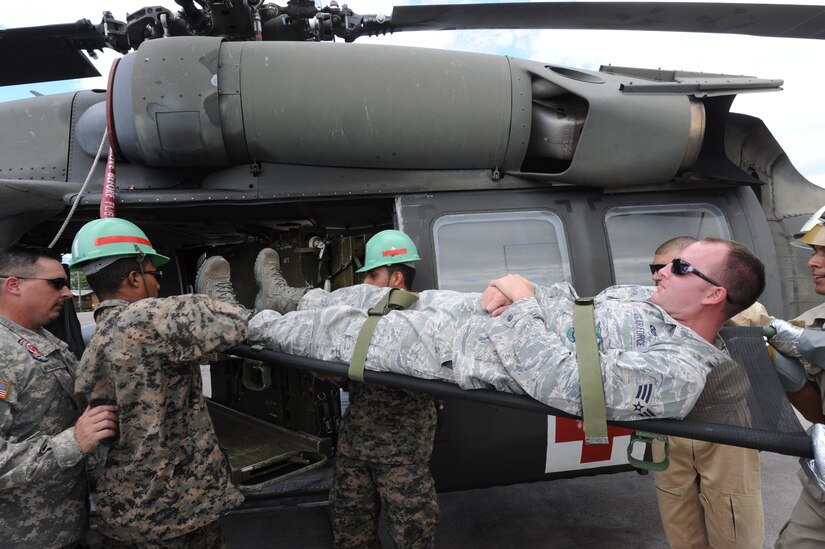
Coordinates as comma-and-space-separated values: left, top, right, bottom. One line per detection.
0, 380, 10, 401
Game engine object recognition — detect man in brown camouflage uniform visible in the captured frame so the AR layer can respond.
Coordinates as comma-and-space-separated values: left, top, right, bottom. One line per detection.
198, 233, 440, 548
70, 218, 250, 548
0, 244, 117, 548
329, 230, 438, 549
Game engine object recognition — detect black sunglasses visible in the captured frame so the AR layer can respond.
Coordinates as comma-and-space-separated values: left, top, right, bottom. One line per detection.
648, 264, 667, 275
0, 275, 70, 290
670, 258, 733, 304
120, 270, 163, 281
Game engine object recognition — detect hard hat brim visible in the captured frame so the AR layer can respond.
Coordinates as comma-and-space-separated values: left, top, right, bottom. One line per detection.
801, 224, 825, 247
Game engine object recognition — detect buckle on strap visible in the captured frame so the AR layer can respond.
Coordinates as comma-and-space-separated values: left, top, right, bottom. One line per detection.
348, 288, 419, 382
627, 431, 670, 472
573, 297, 609, 445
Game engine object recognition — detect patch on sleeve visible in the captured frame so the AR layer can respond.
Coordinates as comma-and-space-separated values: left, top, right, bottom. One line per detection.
631, 383, 656, 417
17, 337, 48, 362
0, 379, 10, 401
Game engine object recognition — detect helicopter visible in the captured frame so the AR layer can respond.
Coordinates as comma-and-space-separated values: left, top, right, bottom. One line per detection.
1, 0, 824, 522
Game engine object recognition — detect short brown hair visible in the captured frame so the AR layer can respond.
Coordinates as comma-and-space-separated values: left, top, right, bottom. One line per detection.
0, 245, 62, 278
655, 236, 697, 256
703, 237, 765, 316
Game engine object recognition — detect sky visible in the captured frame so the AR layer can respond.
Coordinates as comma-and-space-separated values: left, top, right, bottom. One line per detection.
2, 0, 824, 185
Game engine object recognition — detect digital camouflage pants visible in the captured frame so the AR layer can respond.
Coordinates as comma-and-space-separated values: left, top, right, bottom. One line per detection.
99, 519, 225, 549
330, 456, 438, 548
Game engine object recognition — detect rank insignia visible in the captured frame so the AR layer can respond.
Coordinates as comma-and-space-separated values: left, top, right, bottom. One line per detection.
631, 383, 656, 418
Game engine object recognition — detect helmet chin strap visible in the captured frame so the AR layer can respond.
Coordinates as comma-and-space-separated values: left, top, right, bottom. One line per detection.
132, 246, 151, 299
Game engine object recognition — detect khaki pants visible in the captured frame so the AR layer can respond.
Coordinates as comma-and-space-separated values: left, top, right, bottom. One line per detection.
653, 436, 763, 548
775, 468, 825, 549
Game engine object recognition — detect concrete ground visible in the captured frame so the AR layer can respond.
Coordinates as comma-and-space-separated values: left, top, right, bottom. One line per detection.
217, 449, 800, 548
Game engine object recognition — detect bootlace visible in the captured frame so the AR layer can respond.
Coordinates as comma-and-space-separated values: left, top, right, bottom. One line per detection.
262, 261, 289, 292
213, 279, 243, 308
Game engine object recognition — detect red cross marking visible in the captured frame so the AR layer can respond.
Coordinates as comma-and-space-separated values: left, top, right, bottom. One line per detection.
555, 417, 635, 463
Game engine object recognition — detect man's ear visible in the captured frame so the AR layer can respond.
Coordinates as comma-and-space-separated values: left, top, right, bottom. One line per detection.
1, 277, 22, 296
704, 285, 727, 306
390, 269, 405, 289
124, 271, 141, 288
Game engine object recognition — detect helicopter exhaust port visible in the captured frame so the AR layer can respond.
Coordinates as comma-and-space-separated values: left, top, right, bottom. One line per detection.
523, 95, 589, 175
520, 94, 705, 180
511, 58, 709, 186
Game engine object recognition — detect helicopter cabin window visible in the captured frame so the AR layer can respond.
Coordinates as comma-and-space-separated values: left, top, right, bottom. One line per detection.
432, 211, 571, 292
605, 204, 731, 285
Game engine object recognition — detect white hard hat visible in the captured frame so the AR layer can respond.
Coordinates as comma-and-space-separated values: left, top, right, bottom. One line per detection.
794, 205, 825, 248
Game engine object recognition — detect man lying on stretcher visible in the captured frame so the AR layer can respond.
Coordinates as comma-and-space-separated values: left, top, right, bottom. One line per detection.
198, 237, 766, 421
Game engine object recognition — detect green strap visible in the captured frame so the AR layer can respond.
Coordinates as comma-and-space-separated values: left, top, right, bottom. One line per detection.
627, 431, 670, 472
573, 297, 609, 445
242, 360, 272, 391
348, 288, 419, 382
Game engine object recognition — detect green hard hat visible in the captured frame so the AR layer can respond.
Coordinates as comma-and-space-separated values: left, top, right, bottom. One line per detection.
357, 229, 421, 273
70, 218, 170, 275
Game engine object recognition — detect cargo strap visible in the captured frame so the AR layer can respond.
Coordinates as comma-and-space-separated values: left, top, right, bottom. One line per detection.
349, 288, 419, 382
573, 297, 608, 445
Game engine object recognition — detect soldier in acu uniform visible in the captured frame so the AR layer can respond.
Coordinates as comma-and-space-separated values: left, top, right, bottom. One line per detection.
70, 218, 251, 549
329, 230, 438, 549
0, 245, 117, 549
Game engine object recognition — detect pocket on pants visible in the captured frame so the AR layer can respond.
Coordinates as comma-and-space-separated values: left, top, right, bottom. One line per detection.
655, 482, 684, 499
699, 491, 764, 546
699, 493, 734, 542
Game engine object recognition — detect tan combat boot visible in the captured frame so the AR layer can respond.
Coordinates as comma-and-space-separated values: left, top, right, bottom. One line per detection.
195, 255, 244, 309
254, 248, 309, 313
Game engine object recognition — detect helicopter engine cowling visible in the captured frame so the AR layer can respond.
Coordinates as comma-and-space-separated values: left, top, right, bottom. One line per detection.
108, 37, 705, 186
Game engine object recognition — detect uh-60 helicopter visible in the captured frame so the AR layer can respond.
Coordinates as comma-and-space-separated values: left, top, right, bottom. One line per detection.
2, 0, 825, 540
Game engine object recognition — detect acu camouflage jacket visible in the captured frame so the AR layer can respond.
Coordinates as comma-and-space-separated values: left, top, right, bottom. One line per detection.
0, 316, 87, 548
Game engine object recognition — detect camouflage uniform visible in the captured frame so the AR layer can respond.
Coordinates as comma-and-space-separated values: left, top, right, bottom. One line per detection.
75, 295, 251, 544
775, 302, 825, 549
250, 282, 732, 421
330, 381, 438, 548
0, 316, 88, 549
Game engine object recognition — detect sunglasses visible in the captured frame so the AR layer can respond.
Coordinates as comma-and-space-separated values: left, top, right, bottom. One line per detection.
648, 264, 667, 275
670, 258, 733, 304
120, 270, 163, 281
0, 275, 70, 290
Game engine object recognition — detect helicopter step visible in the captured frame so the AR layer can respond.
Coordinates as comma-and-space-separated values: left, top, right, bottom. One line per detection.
207, 400, 331, 491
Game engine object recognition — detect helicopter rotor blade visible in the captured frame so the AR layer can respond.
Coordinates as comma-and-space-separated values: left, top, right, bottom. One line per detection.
388, 2, 825, 40
3, 2, 825, 87
0, 20, 107, 86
